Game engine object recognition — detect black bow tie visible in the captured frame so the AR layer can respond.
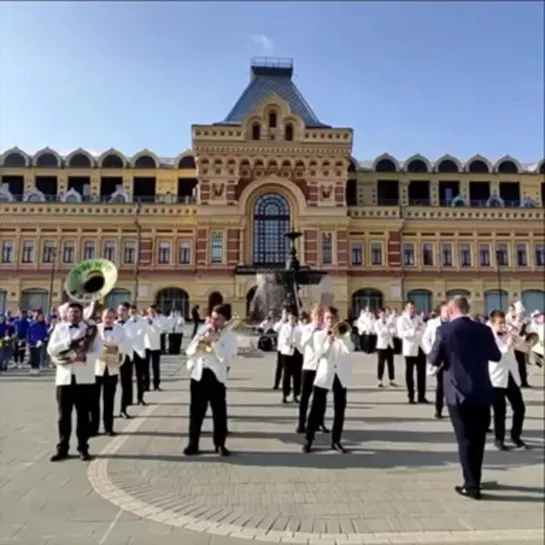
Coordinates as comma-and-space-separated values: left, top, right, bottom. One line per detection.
69, 324, 79, 329
104, 327, 113, 331
118, 320, 125, 325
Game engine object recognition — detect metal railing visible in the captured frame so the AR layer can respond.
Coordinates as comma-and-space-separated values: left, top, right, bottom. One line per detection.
0, 194, 197, 204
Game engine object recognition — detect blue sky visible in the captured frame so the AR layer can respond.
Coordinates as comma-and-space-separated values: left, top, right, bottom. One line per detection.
1, 2, 543, 162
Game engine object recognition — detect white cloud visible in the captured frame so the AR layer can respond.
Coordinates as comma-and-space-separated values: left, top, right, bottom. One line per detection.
252, 34, 274, 54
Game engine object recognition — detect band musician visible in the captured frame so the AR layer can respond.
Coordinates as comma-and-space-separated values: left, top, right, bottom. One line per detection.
90, 308, 127, 437
304, 306, 353, 453
184, 304, 237, 457
47, 302, 102, 462
374, 309, 396, 388
116, 303, 133, 418
277, 309, 301, 404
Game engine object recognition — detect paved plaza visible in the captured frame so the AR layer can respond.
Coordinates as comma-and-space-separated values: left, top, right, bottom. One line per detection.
0, 347, 544, 545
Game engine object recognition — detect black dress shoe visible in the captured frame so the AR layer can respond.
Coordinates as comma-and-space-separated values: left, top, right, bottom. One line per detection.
106, 431, 117, 437
455, 485, 481, 500
78, 452, 92, 462
331, 441, 348, 453
282, 397, 288, 404
408, 399, 416, 405
119, 410, 131, 419
511, 438, 529, 449
302, 441, 313, 453
418, 398, 430, 404
183, 445, 200, 456
273, 385, 279, 391
434, 412, 443, 419
494, 440, 510, 451
293, 396, 300, 404
215, 445, 231, 457
50, 452, 68, 462
296, 425, 306, 434
319, 424, 329, 434
154, 386, 162, 392
137, 400, 147, 406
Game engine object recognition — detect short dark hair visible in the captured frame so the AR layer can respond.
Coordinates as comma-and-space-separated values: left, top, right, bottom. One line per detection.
324, 306, 339, 317
490, 310, 505, 321
130, 304, 137, 311
121, 302, 130, 310
68, 302, 83, 311
405, 300, 415, 307
212, 303, 231, 320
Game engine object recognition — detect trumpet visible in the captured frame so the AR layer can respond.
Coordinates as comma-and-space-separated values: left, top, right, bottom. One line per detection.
195, 326, 217, 353
330, 320, 352, 338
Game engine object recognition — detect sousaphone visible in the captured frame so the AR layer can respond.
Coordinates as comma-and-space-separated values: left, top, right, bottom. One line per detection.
64, 258, 118, 304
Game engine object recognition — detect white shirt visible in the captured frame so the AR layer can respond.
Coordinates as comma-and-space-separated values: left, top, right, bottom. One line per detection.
47, 321, 102, 386
397, 313, 425, 357
185, 324, 238, 384
277, 323, 300, 356
95, 323, 127, 377
259, 318, 275, 332
123, 316, 149, 358
168, 314, 185, 333
144, 316, 166, 351
299, 323, 325, 371
356, 313, 372, 335
313, 329, 354, 390
488, 329, 521, 388
374, 318, 395, 350
421, 317, 444, 355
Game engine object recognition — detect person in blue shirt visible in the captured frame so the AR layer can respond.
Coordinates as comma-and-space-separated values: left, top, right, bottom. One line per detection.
27, 311, 49, 374
14, 311, 30, 366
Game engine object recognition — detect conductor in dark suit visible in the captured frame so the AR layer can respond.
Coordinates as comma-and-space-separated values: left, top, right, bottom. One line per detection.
429, 296, 501, 500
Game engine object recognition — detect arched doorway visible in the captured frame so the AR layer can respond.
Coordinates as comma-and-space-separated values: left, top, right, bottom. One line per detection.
351, 289, 383, 316
20, 289, 49, 311
246, 286, 257, 320
484, 289, 508, 316
252, 193, 291, 265
446, 289, 471, 300
0, 289, 6, 313
105, 288, 132, 309
155, 288, 190, 318
207, 291, 224, 315
521, 289, 545, 313
407, 289, 433, 313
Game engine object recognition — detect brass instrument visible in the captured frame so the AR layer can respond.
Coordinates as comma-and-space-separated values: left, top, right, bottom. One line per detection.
195, 315, 248, 353
100, 342, 122, 367
331, 320, 352, 338
51, 259, 118, 365
505, 322, 540, 350
530, 339, 544, 368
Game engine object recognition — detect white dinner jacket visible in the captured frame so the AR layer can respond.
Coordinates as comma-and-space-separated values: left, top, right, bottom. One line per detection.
421, 316, 443, 355
95, 323, 127, 377
488, 328, 521, 388
314, 329, 354, 390
144, 316, 166, 351
277, 323, 300, 356
299, 324, 325, 371
47, 321, 102, 386
374, 318, 395, 350
397, 313, 425, 357
356, 313, 372, 335
185, 325, 238, 384
123, 317, 149, 359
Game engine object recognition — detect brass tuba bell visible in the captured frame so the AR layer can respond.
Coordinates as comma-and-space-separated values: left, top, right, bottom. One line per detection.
64, 258, 118, 304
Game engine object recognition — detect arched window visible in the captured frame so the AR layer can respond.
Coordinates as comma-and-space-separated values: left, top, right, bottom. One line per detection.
446, 289, 471, 300
104, 288, 132, 309
178, 155, 196, 169
407, 289, 433, 313
285, 123, 294, 141
521, 289, 545, 313
3, 152, 27, 167
155, 288, 190, 318
268, 112, 277, 128
467, 160, 489, 173
252, 193, 290, 265
436, 160, 459, 173
134, 155, 157, 169
351, 289, 383, 316
483, 289, 508, 316
375, 158, 397, 172
497, 160, 518, 174
207, 291, 224, 315
35, 152, 59, 168
406, 159, 429, 173
20, 289, 49, 311
252, 123, 261, 141
101, 154, 124, 168
68, 153, 92, 168
0, 289, 6, 312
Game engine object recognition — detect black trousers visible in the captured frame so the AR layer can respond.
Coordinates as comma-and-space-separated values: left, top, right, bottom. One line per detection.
145, 349, 161, 389
14, 341, 26, 364
393, 337, 402, 355
133, 352, 147, 402
405, 351, 427, 401
90, 369, 118, 434
298, 369, 326, 430
492, 374, 525, 443
448, 403, 490, 491
281, 353, 302, 399
377, 348, 395, 381
160, 333, 167, 354
514, 350, 529, 386
188, 368, 227, 449
29, 345, 43, 369
168, 333, 183, 355
435, 368, 445, 415
273, 351, 283, 388
119, 356, 133, 411
191, 323, 199, 339
306, 375, 347, 443
56, 377, 94, 454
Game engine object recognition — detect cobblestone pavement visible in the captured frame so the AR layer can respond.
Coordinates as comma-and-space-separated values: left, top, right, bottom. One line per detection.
1, 351, 543, 545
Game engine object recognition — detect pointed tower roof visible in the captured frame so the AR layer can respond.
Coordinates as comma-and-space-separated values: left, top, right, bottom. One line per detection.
219, 58, 329, 128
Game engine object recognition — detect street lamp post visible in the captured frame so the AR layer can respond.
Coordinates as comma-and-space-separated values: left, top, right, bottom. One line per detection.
133, 202, 142, 306
495, 249, 504, 309
48, 248, 57, 311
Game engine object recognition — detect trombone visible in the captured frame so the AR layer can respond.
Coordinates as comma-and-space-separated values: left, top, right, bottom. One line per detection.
331, 320, 352, 338
195, 315, 249, 353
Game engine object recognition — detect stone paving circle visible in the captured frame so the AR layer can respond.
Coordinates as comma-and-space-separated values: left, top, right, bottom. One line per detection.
87, 351, 545, 545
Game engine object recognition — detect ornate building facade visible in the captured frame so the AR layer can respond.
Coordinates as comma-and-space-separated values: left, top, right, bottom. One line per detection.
1, 58, 544, 317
